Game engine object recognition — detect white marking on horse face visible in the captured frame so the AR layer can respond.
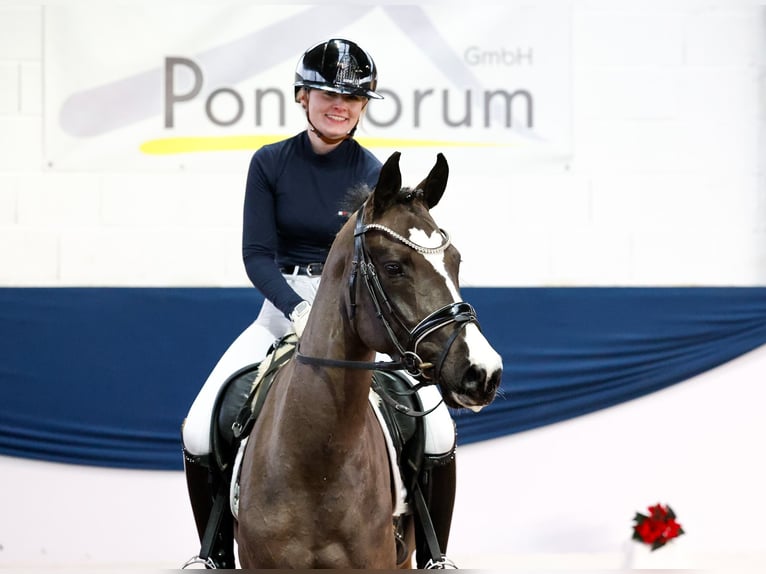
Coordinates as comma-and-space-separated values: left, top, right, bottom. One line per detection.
408, 227, 460, 301
408, 227, 504, 399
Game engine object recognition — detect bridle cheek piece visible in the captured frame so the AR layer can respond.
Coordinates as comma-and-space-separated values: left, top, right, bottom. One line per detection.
297, 202, 481, 389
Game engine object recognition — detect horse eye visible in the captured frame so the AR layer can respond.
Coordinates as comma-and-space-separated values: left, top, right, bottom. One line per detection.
383, 262, 403, 276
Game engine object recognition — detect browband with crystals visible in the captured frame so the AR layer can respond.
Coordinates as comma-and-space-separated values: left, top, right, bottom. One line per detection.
359, 223, 451, 255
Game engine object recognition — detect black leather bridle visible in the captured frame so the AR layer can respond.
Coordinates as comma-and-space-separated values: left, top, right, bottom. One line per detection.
295, 200, 481, 390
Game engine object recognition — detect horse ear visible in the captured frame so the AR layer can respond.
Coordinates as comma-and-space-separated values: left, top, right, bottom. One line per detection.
418, 153, 449, 209
372, 151, 402, 214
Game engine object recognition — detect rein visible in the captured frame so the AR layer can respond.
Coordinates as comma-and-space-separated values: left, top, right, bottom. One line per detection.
296, 201, 481, 397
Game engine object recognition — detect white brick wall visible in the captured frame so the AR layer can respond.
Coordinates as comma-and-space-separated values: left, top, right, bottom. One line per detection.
567, 1, 766, 286
1, 1, 764, 286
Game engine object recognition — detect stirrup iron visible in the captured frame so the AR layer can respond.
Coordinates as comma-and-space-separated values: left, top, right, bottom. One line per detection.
425, 556, 458, 569
181, 554, 218, 569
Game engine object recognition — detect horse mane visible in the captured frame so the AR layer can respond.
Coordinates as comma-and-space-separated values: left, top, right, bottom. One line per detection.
340, 184, 373, 215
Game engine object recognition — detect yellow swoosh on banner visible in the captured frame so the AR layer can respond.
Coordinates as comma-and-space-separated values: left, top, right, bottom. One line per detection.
139, 135, 509, 155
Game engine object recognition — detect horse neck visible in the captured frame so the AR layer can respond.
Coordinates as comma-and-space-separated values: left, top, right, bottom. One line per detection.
292, 267, 376, 435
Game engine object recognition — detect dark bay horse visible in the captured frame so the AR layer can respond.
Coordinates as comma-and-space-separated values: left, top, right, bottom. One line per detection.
235, 151, 503, 568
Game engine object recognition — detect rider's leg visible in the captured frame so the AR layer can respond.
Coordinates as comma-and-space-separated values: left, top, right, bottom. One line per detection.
404, 382, 458, 567
183, 446, 213, 543
426, 455, 457, 555
181, 275, 319, 567
371, 355, 459, 562
181, 314, 286, 567
182, 447, 236, 568
182, 274, 319, 456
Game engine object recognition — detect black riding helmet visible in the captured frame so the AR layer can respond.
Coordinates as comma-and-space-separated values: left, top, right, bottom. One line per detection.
294, 38, 383, 101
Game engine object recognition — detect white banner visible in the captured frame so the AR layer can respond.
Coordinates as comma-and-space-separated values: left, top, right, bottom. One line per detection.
44, 2, 572, 171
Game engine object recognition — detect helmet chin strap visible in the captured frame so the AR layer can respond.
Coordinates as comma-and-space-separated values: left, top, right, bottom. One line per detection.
304, 90, 362, 145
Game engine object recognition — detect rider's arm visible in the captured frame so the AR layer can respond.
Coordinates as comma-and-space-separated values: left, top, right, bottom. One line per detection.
242, 149, 304, 317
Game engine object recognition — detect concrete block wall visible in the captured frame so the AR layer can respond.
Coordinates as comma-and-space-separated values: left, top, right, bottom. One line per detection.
1, 1, 764, 287
568, 2, 766, 286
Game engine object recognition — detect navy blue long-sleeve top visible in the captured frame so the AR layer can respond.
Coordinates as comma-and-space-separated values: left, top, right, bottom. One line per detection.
242, 131, 382, 317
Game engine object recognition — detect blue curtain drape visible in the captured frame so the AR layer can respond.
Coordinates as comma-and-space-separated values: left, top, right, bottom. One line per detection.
452, 287, 766, 442
2, 287, 765, 470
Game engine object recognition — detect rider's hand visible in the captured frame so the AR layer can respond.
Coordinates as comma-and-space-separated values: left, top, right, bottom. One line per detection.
289, 300, 312, 338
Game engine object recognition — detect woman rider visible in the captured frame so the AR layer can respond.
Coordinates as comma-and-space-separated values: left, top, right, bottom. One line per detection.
181, 38, 457, 568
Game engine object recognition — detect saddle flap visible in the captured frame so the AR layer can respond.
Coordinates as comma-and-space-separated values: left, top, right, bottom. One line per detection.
212, 364, 261, 470
370, 370, 426, 488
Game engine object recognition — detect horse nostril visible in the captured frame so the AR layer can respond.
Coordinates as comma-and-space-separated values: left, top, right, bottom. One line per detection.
462, 363, 502, 399
462, 364, 486, 395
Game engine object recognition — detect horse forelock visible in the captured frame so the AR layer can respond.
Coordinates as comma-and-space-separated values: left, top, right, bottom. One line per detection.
385, 186, 421, 203
376, 187, 431, 220
349, 184, 428, 221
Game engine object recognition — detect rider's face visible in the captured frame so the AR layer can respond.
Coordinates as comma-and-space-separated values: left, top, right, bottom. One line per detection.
305, 89, 367, 140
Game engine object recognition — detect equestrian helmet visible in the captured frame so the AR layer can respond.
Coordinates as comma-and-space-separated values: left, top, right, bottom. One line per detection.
294, 38, 383, 101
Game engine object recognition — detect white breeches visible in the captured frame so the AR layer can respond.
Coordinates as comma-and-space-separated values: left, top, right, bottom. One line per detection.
182, 274, 456, 459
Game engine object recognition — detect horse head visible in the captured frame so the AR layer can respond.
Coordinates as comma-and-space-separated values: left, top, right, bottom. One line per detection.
344, 151, 502, 411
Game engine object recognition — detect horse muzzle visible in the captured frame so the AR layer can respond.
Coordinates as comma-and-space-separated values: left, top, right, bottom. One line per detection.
443, 360, 502, 411
405, 302, 503, 411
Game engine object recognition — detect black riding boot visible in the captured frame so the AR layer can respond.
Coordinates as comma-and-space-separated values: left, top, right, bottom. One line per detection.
184, 454, 213, 542
183, 452, 235, 569
428, 457, 457, 554
415, 456, 457, 568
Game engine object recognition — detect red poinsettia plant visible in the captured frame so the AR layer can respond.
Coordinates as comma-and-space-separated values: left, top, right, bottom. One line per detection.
632, 503, 685, 551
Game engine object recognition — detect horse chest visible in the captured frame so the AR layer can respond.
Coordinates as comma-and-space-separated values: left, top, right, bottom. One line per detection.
237, 425, 395, 567
238, 480, 395, 568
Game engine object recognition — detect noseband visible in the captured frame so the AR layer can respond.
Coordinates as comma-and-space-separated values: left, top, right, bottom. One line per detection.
296, 201, 481, 389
